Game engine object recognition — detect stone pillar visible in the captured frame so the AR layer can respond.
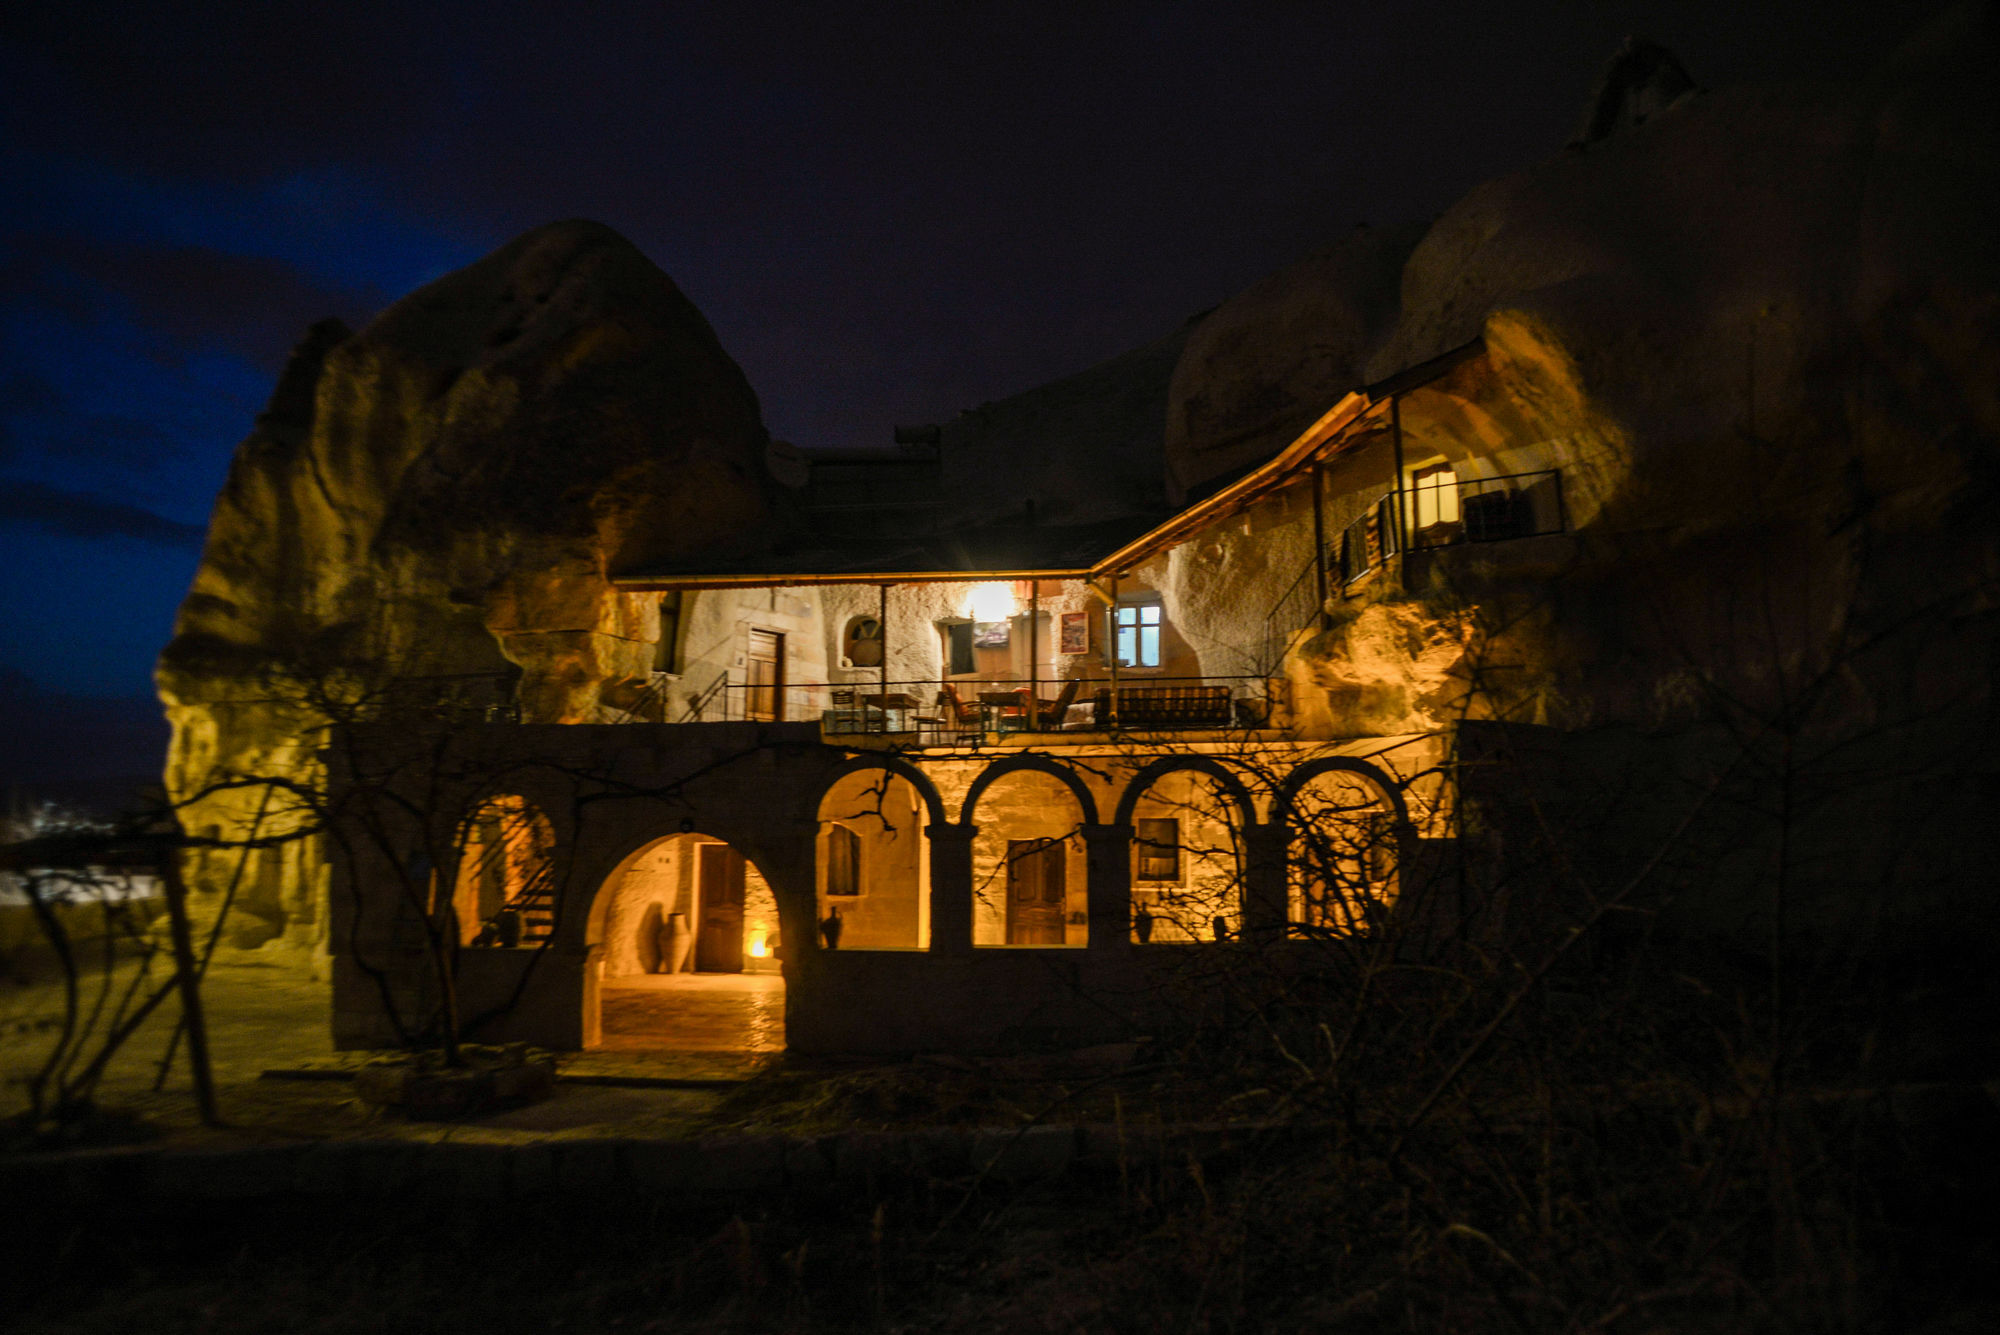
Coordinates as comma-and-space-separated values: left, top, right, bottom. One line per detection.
926, 823, 977, 955
1081, 823, 1133, 951
1242, 821, 1291, 939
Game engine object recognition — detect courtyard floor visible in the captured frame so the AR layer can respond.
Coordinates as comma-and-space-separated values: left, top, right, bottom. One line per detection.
1, 954, 788, 1147
597, 972, 785, 1052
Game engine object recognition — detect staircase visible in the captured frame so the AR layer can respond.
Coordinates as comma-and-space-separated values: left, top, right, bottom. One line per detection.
465, 804, 560, 947
508, 861, 559, 946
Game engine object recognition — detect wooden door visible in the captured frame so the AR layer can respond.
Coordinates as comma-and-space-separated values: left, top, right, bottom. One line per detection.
694, 843, 746, 972
746, 629, 784, 721
1005, 838, 1067, 944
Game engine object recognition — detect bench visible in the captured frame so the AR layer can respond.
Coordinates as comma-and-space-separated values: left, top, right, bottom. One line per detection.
1092, 685, 1234, 730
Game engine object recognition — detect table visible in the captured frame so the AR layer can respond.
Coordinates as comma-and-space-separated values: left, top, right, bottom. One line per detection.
977, 689, 1032, 732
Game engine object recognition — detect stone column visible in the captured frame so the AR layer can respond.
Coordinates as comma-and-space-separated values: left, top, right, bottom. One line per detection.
1081, 823, 1133, 951
1242, 821, 1291, 938
926, 823, 977, 955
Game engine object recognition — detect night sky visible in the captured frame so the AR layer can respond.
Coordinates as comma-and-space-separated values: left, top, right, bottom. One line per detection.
0, 2, 1923, 785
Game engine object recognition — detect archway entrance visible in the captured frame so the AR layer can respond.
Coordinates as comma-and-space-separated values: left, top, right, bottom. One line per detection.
1286, 768, 1399, 937
588, 833, 783, 1052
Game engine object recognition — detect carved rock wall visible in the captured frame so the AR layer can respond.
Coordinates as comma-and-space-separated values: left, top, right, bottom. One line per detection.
158, 221, 775, 941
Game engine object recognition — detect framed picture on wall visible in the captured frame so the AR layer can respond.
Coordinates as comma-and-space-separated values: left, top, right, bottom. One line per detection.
1059, 610, 1090, 655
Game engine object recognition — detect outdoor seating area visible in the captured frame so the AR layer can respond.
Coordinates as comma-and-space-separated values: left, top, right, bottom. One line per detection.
697, 676, 1264, 741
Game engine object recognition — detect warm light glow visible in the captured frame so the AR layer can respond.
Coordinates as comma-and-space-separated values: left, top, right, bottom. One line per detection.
964, 581, 1014, 622
748, 932, 768, 958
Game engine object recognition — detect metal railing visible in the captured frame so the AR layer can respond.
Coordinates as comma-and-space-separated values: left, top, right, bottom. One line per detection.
1262, 550, 1322, 669
1406, 467, 1565, 550
616, 675, 1279, 740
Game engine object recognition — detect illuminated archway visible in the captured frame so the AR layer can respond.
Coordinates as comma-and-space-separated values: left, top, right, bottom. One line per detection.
584, 831, 784, 1051
453, 793, 556, 947
968, 767, 1090, 947
1119, 763, 1251, 944
1278, 763, 1403, 936
815, 768, 930, 949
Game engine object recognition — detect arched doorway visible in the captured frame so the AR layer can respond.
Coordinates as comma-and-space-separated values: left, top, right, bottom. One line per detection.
1285, 767, 1400, 936
1122, 768, 1247, 943
965, 767, 1090, 947
587, 832, 783, 1051
816, 769, 930, 949
453, 794, 556, 947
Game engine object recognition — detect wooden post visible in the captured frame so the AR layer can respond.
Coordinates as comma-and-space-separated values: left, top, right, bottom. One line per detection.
159, 853, 219, 1126
878, 583, 889, 731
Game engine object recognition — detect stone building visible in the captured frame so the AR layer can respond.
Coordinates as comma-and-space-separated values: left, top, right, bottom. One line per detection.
161, 11, 2000, 1054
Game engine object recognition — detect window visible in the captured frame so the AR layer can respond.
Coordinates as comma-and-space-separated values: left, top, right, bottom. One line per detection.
1340, 496, 1398, 585
1114, 600, 1163, 668
653, 592, 683, 674
824, 824, 861, 896
943, 622, 976, 676
1135, 818, 1180, 882
1409, 464, 1461, 532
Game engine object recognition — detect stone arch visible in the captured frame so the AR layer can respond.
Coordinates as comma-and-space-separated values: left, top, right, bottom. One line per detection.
961, 753, 1099, 827
1113, 755, 1258, 828
583, 829, 785, 1051
815, 752, 948, 830
1273, 757, 1411, 829
1115, 756, 1258, 944
1275, 758, 1409, 935
451, 791, 557, 947
815, 764, 931, 949
963, 758, 1094, 948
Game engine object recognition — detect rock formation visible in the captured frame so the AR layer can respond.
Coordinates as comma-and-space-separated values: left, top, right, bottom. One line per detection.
1164, 223, 1422, 504
157, 221, 775, 950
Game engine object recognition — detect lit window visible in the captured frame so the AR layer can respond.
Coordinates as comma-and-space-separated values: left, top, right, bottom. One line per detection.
1114, 601, 1163, 668
1135, 818, 1180, 882
1410, 464, 1460, 531
824, 825, 861, 896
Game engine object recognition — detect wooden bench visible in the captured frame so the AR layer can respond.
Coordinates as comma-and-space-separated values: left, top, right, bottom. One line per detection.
1092, 685, 1234, 729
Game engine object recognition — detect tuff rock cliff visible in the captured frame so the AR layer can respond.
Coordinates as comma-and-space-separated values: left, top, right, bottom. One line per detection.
157, 221, 773, 949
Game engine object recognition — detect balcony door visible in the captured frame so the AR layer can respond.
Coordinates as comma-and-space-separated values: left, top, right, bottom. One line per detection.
746, 629, 784, 721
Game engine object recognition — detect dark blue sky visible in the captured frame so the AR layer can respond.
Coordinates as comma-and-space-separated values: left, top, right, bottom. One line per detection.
0, 1, 1920, 778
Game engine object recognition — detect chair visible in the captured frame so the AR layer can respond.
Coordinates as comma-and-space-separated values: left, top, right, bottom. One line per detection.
1035, 676, 1081, 730
936, 683, 981, 737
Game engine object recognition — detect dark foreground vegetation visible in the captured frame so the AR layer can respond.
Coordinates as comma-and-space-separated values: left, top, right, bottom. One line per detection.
7, 948, 1995, 1335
